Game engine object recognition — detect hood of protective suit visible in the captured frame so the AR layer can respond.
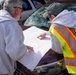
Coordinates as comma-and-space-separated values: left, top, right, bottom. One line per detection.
51, 10, 76, 28
0, 9, 16, 22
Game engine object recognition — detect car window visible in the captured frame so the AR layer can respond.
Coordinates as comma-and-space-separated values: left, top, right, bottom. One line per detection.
24, 5, 51, 28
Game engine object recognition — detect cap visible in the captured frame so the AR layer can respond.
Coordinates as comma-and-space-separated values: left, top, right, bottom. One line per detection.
43, 2, 65, 19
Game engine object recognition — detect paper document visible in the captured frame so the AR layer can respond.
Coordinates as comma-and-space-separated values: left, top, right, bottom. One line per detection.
19, 26, 52, 71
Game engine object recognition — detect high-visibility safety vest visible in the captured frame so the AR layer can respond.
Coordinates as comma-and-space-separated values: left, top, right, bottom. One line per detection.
49, 24, 76, 73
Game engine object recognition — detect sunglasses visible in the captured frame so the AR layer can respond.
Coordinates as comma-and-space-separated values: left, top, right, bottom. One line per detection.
14, 6, 23, 12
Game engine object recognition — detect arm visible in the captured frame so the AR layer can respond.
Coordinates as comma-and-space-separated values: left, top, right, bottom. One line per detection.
4, 21, 33, 60
38, 30, 62, 54
50, 33, 63, 54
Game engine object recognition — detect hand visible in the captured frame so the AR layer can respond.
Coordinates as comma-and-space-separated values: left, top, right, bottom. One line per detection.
26, 46, 34, 52
37, 33, 46, 40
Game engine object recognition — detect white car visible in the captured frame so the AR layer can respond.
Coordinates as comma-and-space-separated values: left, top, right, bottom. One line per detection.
20, 0, 46, 22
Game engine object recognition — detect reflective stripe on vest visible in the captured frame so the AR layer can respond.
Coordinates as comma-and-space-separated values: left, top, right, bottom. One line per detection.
49, 24, 76, 66
65, 58, 76, 66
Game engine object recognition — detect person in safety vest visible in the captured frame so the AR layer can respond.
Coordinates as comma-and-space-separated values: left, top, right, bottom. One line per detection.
37, 2, 76, 75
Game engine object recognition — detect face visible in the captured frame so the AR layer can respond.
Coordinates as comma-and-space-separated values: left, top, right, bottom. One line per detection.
14, 5, 23, 20
48, 15, 56, 22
